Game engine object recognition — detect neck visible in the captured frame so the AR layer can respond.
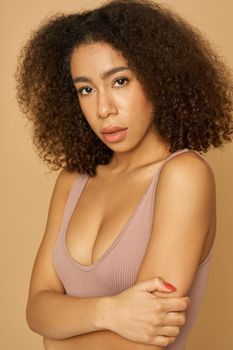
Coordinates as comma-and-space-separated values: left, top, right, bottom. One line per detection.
108, 128, 171, 175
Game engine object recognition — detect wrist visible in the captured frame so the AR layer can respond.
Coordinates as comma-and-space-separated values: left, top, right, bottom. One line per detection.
95, 296, 116, 331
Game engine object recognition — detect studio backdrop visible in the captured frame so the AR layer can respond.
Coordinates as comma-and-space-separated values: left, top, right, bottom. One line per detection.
1, 1, 233, 349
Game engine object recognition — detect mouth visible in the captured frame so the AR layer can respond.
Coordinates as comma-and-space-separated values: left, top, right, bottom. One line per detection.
101, 128, 128, 143
104, 129, 125, 134
101, 126, 128, 134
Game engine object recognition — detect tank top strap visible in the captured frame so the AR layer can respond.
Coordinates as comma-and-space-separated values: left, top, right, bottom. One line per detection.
164, 148, 204, 162
62, 173, 87, 226
151, 148, 207, 187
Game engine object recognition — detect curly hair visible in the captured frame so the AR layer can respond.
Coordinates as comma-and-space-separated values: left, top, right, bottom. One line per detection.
15, 0, 233, 176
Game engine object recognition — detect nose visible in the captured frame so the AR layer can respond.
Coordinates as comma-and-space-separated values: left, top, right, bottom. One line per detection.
97, 89, 118, 119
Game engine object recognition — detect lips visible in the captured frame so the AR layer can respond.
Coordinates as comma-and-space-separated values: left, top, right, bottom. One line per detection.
101, 126, 128, 134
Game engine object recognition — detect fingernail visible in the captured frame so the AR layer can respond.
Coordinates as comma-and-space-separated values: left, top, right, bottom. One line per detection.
164, 282, 177, 291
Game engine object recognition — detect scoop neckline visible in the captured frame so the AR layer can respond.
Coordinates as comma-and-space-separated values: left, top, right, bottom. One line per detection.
63, 148, 192, 271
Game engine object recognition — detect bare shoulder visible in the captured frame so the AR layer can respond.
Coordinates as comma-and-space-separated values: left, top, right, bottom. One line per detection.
157, 150, 216, 228
53, 168, 80, 199
165, 149, 214, 171
159, 150, 215, 192
44, 168, 80, 244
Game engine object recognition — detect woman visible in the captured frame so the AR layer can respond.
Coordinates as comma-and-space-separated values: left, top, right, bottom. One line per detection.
15, 0, 233, 349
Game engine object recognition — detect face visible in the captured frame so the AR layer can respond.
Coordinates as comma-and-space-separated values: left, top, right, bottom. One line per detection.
70, 42, 156, 151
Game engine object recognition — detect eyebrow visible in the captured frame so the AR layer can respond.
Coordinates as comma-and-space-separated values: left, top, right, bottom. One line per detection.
72, 66, 130, 83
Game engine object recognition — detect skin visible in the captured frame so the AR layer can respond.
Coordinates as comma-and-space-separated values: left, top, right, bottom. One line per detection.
41, 41, 216, 349
64, 41, 176, 269
70, 41, 172, 174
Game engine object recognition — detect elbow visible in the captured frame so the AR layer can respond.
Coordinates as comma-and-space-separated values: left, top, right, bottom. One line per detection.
26, 301, 66, 340
26, 300, 41, 335
25, 299, 48, 337
26, 300, 34, 331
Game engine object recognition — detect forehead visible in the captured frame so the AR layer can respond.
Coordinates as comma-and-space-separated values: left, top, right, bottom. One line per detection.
70, 42, 128, 74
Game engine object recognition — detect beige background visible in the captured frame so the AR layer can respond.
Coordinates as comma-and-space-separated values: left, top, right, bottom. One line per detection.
1, 0, 233, 349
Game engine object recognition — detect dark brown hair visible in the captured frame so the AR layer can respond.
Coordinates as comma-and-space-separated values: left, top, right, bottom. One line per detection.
15, 0, 233, 176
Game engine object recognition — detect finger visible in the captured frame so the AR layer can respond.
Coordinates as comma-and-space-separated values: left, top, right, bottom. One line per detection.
163, 311, 186, 327
158, 326, 180, 337
141, 276, 177, 294
159, 297, 189, 312
168, 336, 176, 345
152, 335, 176, 347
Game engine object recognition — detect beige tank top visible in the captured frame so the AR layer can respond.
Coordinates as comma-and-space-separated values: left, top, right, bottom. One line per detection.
52, 148, 216, 349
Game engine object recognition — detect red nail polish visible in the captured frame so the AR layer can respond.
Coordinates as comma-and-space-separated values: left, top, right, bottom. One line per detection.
164, 282, 176, 291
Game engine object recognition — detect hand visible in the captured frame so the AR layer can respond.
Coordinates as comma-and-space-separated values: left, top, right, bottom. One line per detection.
109, 276, 189, 347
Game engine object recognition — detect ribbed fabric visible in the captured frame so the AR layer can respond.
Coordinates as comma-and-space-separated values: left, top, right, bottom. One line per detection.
52, 148, 216, 349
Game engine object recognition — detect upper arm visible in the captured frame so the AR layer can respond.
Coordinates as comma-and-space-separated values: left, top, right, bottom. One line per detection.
27, 169, 79, 302
135, 152, 216, 298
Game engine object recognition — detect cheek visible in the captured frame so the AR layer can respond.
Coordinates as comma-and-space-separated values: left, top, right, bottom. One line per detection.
128, 93, 153, 123
78, 98, 93, 120
76, 100, 95, 128
127, 85, 152, 111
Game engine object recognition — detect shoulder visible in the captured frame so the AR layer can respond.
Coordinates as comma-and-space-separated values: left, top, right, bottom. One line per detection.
53, 168, 81, 200
158, 150, 215, 193
46, 169, 82, 220
44, 169, 81, 232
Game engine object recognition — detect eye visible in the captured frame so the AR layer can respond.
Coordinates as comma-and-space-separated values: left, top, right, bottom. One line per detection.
77, 86, 94, 95
114, 77, 129, 87
77, 77, 129, 95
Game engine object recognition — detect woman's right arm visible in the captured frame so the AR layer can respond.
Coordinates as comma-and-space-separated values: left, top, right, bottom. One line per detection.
26, 169, 111, 340
27, 169, 189, 346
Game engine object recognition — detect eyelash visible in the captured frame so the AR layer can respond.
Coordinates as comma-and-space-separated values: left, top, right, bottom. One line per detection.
77, 77, 129, 95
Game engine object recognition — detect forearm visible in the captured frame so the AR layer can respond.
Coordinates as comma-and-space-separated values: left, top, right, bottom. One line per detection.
27, 290, 112, 340
44, 330, 163, 350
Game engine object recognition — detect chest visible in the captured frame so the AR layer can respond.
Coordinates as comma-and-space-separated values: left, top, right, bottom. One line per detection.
65, 167, 158, 266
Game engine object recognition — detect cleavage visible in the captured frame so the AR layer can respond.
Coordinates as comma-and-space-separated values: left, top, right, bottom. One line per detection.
65, 165, 158, 266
